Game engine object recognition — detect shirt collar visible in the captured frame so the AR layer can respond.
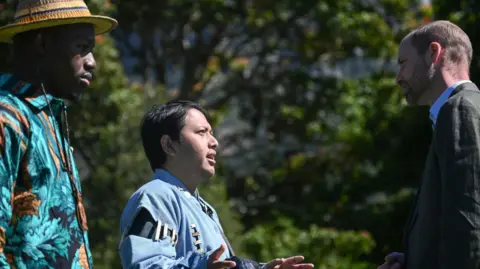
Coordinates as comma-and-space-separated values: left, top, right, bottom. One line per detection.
0, 73, 65, 111
429, 80, 471, 125
154, 168, 198, 195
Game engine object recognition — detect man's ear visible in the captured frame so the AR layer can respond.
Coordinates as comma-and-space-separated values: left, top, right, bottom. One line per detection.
160, 135, 176, 156
426, 41, 442, 65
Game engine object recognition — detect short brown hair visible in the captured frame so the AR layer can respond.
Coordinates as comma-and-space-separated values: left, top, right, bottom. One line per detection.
408, 20, 472, 67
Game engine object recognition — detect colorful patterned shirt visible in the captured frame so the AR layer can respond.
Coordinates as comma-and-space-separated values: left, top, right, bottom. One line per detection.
0, 73, 93, 269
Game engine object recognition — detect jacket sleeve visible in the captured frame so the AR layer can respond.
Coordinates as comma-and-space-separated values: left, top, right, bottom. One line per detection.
0, 101, 29, 268
435, 98, 480, 269
119, 192, 213, 269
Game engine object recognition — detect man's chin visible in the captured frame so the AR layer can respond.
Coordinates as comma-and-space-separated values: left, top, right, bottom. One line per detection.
201, 167, 215, 180
64, 91, 83, 104
405, 92, 419, 106
405, 96, 414, 105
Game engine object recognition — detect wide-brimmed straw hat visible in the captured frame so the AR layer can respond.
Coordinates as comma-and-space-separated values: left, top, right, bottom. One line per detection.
0, 0, 118, 43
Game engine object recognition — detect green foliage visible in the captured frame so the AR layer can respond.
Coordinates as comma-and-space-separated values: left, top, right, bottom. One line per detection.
2, 0, 476, 268
243, 217, 376, 269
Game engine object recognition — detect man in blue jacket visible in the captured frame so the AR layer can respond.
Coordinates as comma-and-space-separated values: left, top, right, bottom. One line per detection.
119, 100, 314, 269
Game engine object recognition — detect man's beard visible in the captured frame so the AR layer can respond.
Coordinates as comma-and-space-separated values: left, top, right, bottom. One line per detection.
426, 63, 436, 81
410, 63, 436, 105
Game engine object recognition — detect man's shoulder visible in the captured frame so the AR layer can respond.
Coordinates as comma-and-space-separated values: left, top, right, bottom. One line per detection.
0, 73, 34, 113
435, 82, 480, 132
0, 90, 34, 138
0, 75, 34, 120
0, 91, 30, 111
120, 177, 182, 232
124, 178, 182, 212
444, 82, 480, 111
135, 178, 180, 199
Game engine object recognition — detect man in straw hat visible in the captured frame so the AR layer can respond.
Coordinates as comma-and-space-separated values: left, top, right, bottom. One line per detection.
0, 0, 117, 268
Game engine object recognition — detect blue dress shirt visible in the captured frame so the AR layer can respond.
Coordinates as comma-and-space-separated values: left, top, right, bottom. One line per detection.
429, 80, 471, 126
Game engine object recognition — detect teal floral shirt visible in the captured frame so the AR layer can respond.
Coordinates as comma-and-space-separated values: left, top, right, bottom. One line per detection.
0, 74, 93, 269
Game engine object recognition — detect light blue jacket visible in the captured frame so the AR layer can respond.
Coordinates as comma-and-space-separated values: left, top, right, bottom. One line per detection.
119, 169, 233, 269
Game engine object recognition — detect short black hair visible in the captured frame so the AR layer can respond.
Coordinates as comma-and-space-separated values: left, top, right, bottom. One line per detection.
141, 100, 210, 171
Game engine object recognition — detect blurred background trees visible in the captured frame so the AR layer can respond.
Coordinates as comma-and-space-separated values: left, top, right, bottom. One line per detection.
1, 0, 475, 268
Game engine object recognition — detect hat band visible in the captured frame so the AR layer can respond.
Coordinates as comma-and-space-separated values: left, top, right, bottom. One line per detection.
14, 6, 91, 23
15, 0, 88, 15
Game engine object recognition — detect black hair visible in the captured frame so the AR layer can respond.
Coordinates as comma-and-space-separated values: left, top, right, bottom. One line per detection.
141, 100, 210, 171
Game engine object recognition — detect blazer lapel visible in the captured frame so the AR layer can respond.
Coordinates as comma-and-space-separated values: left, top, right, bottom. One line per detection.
402, 141, 434, 249
402, 207, 418, 249
402, 171, 424, 246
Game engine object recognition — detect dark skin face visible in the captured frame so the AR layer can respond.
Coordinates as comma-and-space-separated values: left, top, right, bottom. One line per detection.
38, 23, 96, 102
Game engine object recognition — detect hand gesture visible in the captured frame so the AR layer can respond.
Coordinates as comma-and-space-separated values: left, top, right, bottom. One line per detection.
264, 256, 314, 269
208, 244, 236, 269
377, 252, 404, 269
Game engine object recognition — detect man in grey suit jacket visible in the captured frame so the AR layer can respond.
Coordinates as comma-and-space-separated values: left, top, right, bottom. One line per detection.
378, 20, 480, 269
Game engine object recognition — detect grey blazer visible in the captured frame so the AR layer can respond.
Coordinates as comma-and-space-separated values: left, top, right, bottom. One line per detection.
404, 82, 480, 269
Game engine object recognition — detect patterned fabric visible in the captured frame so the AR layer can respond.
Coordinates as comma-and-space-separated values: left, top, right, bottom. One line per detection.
0, 73, 92, 269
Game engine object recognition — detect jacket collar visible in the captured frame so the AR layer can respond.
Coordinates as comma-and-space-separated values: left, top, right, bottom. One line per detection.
154, 168, 201, 198
450, 80, 477, 97
429, 80, 475, 125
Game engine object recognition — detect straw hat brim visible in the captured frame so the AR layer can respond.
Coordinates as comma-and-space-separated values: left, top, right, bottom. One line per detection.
0, 15, 118, 43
